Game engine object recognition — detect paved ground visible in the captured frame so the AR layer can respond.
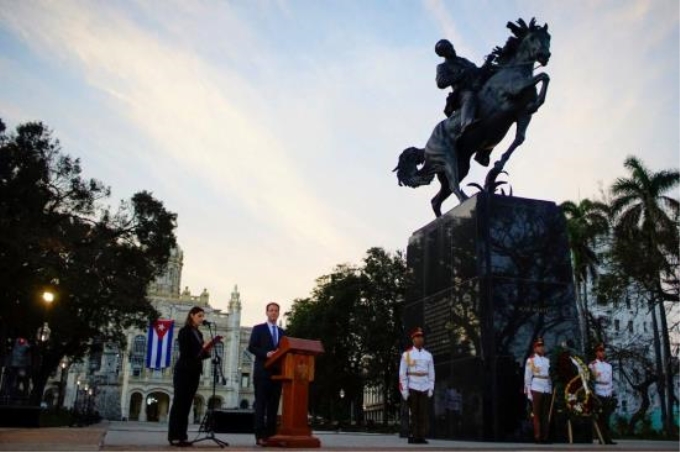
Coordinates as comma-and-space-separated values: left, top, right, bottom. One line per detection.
0, 421, 677, 451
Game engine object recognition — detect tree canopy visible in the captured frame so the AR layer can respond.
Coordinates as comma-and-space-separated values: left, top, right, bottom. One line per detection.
285, 247, 408, 425
562, 155, 679, 436
609, 156, 679, 436
0, 121, 177, 403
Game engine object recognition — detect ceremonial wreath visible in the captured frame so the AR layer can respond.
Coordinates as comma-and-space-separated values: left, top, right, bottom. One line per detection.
550, 344, 594, 419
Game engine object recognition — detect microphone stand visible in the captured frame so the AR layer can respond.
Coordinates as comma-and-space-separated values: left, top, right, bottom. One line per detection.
191, 322, 229, 448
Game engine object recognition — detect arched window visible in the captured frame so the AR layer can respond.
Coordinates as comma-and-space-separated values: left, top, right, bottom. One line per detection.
214, 341, 224, 360
131, 335, 146, 377
240, 350, 253, 389
129, 392, 143, 421
172, 339, 180, 366
241, 350, 253, 369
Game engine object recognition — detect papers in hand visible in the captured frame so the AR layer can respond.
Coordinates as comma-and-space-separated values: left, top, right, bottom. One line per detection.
203, 335, 223, 351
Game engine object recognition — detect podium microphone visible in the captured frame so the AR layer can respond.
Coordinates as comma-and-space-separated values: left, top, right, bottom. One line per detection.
202, 320, 213, 326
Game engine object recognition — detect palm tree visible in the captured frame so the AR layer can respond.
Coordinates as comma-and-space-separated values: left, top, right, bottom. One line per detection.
561, 199, 610, 354
610, 156, 679, 436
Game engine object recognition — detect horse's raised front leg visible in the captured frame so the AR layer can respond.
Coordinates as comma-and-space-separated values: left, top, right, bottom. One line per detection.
528, 73, 550, 113
431, 172, 452, 217
485, 114, 531, 190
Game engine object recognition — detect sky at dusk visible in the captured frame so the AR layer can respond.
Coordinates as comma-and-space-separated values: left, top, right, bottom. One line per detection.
1, 0, 678, 327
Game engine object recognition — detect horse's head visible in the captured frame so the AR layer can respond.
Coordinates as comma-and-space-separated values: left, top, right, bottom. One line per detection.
522, 24, 551, 66
503, 18, 551, 67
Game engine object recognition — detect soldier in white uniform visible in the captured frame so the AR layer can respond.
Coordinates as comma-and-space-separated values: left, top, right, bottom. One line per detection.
589, 343, 616, 445
524, 337, 552, 443
399, 327, 435, 444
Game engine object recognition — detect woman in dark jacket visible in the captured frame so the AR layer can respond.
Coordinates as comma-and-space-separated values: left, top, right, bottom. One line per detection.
168, 306, 219, 447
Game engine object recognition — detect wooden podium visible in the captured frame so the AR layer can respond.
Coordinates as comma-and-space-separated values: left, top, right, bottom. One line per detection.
264, 336, 324, 448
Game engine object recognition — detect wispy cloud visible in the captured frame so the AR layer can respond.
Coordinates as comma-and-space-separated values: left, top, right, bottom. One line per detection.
1, 0, 677, 325
1, 1, 356, 251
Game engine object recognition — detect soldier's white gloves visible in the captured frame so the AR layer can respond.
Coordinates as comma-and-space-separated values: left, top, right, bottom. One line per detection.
401, 391, 409, 401
427, 389, 433, 398
527, 391, 533, 402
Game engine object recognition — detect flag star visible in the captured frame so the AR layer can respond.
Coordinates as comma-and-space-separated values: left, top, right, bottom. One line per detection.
158, 324, 165, 331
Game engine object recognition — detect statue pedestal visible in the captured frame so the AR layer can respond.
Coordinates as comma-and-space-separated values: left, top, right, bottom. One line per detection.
404, 193, 579, 441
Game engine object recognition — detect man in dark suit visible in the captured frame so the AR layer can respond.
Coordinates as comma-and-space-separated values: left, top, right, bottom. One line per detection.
248, 302, 285, 446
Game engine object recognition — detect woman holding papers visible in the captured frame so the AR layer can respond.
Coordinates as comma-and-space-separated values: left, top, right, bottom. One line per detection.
168, 306, 221, 447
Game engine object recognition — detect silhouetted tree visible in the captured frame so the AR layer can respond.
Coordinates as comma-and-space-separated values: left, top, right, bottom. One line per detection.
286, 248, 408, 425
0, 121, 177, 404
286, 264, 364, 423
359, 248, 408, 425
610, 156, 679, 436
561, 199, 609, 353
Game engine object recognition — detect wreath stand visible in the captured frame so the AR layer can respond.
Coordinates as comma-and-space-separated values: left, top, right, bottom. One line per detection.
565, 416, 605, 444
551, 386, 605, 444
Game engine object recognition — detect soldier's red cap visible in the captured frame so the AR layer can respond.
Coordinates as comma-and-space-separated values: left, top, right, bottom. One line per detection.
410, 327, 424, 339
533, 337, 545, 348
595, 343, 605, 352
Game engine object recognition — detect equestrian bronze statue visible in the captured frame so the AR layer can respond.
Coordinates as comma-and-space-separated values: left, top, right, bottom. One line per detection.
394, 18, 551, 217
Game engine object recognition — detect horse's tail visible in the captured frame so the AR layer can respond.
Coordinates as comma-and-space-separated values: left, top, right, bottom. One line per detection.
393, 147, 435, 188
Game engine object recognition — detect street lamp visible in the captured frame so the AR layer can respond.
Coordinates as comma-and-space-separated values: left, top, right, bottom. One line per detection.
339, 389, 352, 425
74, 379, 81, 413
339, 389, 344, 426
87, 387, 94, 419
36, 323, 51, 343
42, 291, 55, 304
71, 379, 86, 427
57, 359, 68, 410
38, 290, 55, 342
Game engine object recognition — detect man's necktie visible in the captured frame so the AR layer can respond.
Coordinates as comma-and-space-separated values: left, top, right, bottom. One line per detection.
271, 325, 277, 346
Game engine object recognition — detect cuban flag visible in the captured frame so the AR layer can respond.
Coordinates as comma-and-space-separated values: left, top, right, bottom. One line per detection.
146, 319, 174, 369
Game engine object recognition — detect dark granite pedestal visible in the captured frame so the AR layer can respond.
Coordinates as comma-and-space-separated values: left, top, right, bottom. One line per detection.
403, 193, 579, 441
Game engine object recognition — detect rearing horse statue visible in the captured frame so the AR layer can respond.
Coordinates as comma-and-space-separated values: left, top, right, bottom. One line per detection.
394, 18, 551, 217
